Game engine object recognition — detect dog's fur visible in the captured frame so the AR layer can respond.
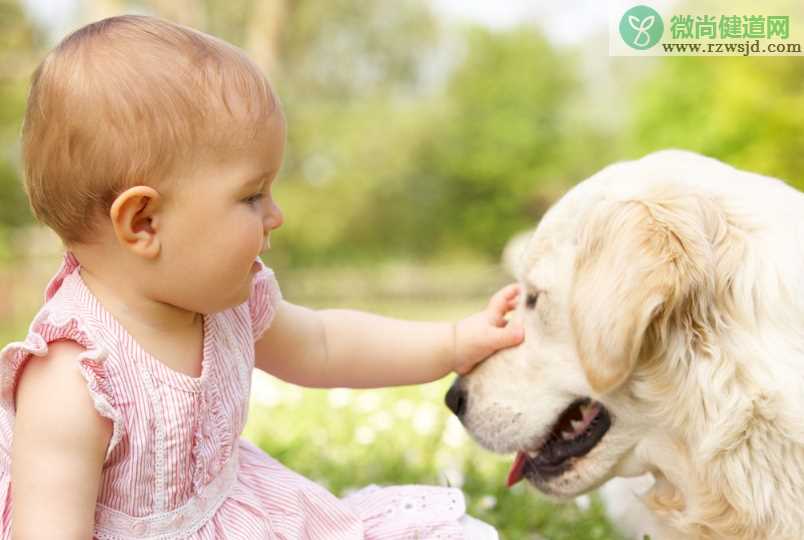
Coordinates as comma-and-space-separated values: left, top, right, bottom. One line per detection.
452, 150, 804, 539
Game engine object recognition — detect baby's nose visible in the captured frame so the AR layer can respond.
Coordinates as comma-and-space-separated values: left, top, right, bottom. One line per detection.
265, 203, 284, 231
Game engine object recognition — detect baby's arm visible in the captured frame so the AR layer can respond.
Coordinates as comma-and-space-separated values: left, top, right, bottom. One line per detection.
254, 284, 523, 388
12, 340, 112, 539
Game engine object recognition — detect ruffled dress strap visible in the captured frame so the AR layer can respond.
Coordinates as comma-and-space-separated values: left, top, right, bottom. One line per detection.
0, 250, 125, 461
248, 257, 282, 341
43, 249, 80, 302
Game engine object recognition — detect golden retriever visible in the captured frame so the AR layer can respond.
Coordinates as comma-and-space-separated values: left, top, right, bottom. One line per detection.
446, 150, 804, 540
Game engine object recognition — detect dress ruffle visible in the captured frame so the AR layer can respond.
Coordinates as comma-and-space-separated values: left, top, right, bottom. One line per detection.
0, 304, 125, 461
197, 439, 468, 540
249, 258, 282, 341
43, 249, 80, 302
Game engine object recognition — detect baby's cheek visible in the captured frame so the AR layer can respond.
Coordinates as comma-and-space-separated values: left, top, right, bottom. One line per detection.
235, 215, 263, 248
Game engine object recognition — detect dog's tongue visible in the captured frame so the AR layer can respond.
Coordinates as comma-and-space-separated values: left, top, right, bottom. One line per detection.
507, 451, 527, 487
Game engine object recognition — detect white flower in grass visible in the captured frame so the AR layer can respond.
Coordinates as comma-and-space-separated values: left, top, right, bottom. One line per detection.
328, 388, 352, 408
356, 392, 381, 412
575, 494, 591, 510
393, 399, 415, 419
251, 372, 280, 407
478, 495, 497, 511
413, 404, 438, 435
355, 426, 376, 445
369, 411, 394, 431
442, 415, 467, 448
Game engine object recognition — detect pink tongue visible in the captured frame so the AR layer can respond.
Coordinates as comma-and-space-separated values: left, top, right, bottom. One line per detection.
507, 451, 527, 487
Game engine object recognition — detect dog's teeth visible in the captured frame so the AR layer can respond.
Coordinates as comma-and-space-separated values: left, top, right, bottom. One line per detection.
579, 403, 590, 414
561, 430, 575, 440
582, 403, 599, 422
571, 419, 584, 432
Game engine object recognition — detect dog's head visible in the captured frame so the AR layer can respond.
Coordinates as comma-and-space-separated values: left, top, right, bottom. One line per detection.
446, 150, 743, 499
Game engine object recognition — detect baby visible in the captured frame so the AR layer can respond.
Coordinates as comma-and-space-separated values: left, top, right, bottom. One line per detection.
1, 15, 524, 540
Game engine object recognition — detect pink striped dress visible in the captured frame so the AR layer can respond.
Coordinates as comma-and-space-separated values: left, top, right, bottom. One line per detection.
0, 251, 473, 539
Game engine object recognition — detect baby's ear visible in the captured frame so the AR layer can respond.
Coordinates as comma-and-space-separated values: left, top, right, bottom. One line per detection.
570, 193, 715, 394
109, 186, 163, 259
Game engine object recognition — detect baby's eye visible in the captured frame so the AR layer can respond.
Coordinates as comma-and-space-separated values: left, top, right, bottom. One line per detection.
244, 193, 264, 206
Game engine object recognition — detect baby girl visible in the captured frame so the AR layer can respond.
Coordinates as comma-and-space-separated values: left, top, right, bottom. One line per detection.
0, 15, 523, 539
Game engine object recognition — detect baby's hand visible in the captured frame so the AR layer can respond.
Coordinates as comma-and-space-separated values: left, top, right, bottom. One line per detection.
453, 284, 524, 375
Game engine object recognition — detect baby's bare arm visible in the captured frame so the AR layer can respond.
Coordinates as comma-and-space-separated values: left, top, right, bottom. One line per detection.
254, 300, 454, 388
12, 340, 111, 539
255, 285, 522, 388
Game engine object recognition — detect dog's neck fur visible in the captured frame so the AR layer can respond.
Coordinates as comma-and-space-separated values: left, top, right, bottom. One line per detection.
602, 183, 804, 540
634, 281, 804, 539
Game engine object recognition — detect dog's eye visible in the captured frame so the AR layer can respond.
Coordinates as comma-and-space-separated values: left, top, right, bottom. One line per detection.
525, 292, 539, 309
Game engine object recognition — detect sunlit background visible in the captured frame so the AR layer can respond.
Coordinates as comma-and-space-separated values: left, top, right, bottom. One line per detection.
1, 0, 803, 538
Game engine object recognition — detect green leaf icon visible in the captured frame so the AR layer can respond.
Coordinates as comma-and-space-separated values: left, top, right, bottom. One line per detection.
620, 6, 664, 50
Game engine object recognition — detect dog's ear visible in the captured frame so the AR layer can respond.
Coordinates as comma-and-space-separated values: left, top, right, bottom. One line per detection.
571, 193, 714, 394
502, 229, 534, 279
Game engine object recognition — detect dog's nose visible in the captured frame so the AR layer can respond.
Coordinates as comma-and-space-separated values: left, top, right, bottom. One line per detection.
445, 378, 467, 418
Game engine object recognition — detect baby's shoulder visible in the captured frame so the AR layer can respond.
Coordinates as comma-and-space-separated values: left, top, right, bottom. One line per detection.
13, 338, 113, 479
16, 339, 89, 411
14, 340, 112, 450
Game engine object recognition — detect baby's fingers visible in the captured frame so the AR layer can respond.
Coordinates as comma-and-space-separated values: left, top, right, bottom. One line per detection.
493, 321, 524, 349
488, 283, 521, 326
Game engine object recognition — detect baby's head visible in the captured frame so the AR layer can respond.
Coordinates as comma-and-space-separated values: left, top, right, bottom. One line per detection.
22, 15, 285, 312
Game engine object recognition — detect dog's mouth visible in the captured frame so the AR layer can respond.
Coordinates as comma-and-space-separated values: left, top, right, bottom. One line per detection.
507, 398, 611, 487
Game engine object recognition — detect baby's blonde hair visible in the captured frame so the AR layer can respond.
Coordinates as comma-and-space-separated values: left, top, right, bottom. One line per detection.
21, 14, 278, 245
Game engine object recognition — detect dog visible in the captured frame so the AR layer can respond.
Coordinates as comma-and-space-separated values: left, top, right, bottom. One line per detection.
445, 150, 804, 539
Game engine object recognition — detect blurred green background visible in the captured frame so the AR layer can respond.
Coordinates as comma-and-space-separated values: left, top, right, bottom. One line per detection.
1, 0, 803, 538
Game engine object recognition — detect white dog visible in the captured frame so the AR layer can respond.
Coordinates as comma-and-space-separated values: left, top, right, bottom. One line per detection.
446, 150, 804, 539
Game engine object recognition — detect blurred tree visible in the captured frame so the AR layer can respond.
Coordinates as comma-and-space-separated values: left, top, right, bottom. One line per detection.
278, 0, 437, 100
0, 0, 46, 234
268, 0, 443, 266
349, 26, 580, 260
628, 57, 804, 189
